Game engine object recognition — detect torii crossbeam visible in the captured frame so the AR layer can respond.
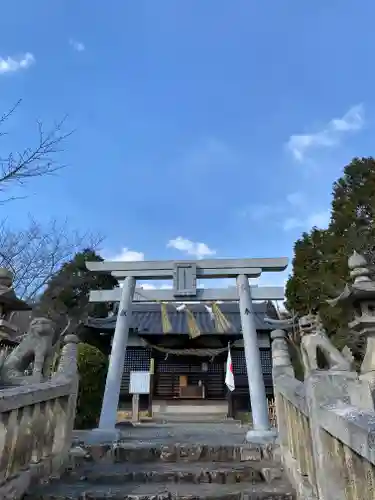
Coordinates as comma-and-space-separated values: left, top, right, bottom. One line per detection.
87, 257, 287, 301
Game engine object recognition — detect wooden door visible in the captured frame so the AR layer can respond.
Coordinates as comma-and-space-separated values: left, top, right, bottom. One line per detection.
179, 375, 188, 388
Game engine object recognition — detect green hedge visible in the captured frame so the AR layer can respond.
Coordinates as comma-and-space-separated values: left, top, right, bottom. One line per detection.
75, 343, 108, 429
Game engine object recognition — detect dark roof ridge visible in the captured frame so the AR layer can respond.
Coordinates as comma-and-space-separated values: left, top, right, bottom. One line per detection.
86, 300, 276, 333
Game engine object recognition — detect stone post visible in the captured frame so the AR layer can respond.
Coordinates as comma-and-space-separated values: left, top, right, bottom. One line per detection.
271, 328, 294, 380
98, 277, 136, 431
52, 333, 80, 472
271, 328, 294, 450
237, 274, 276, 443
55, 333, 79, 381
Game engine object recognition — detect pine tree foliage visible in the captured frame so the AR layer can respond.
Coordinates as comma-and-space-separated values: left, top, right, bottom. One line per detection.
285, 157, 375, 359
36, 248, 118, 339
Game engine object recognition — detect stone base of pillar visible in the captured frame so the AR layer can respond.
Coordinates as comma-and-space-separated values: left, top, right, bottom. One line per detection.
245, 427, 278, 444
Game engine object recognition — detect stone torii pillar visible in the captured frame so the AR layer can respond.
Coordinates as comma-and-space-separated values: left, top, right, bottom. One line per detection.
237, 274, 277, 443
98, 276, 136, 430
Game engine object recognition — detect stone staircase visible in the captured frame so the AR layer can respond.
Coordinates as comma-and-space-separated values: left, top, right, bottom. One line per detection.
25, 441, 295, 499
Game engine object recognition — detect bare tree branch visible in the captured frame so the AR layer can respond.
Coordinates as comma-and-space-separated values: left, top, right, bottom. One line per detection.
0, 100, 22, 132
0, 100, 73, 198
0, 217, 103, 301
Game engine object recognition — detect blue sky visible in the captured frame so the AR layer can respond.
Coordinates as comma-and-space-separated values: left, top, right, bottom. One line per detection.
0, 1, 374, 290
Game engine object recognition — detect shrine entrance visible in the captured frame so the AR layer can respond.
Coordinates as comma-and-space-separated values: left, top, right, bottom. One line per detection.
86, 256, 287, 442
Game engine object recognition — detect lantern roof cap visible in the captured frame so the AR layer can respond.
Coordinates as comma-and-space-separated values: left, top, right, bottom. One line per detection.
328, 252, 375, 308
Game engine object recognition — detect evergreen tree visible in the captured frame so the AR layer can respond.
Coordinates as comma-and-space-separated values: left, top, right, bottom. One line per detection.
330, 157, 375, 263
75, 343, 108, 429
36, 248, 118, 352
285, 157, 375, 359
285, 229, 328, 314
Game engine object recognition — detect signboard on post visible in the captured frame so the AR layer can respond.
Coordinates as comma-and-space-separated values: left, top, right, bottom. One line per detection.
129, 371, 150, 395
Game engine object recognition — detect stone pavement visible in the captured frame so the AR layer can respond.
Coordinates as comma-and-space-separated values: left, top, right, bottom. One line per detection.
72, 422, 255, 447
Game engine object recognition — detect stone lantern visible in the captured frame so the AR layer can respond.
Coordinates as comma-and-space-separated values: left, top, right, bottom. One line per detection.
328, 251, 375, 406
0, 268, 31, 349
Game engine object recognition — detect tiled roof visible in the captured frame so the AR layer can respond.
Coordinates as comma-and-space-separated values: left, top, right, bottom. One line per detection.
86, 301, 275, 335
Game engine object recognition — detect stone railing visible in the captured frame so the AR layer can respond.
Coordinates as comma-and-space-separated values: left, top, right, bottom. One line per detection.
0, 333, 79, 500
271, 323, 375, 498
270, 251, 375, 498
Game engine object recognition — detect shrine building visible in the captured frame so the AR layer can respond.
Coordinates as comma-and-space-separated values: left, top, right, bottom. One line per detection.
86, 300, 277, 420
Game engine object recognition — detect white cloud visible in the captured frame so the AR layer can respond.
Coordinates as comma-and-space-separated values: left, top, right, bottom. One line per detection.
69, 39, 85, 52
160, 283, 174, 289
119, 281, 173, 290
138, 283, 173, 290
287, 104, 364, 161
241, 194, 304, 222
0, 53, 35, 74
107, 247, 145, 261
286, 192, 304, 207
140, 283, 156, 290
167, 237, 216, 259
331, 106, 364, 132
283, 209, 330, 231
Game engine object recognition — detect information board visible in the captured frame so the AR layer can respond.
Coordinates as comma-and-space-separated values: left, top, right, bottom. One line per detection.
129, 370, 150, 394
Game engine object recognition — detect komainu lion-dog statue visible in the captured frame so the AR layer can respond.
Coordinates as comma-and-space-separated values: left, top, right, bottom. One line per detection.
299, 313, 353, 375
0, 317, 57, 386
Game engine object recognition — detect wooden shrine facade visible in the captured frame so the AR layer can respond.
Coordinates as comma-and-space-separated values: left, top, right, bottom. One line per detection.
86, 301, 275, 416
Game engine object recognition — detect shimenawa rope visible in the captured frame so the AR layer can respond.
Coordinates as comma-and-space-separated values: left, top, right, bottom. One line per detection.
141, 337, 242, 360
135, 288, 233, 338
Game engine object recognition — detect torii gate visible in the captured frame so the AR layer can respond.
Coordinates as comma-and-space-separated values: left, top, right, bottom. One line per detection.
86, 256, 288, 442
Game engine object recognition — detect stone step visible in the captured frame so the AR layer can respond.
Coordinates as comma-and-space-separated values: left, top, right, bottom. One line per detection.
63, 460, 283, 485
153, 416, 241, 424
26, 479, 295, 500
69, 443, 274, 465
152, 412, 229, 420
